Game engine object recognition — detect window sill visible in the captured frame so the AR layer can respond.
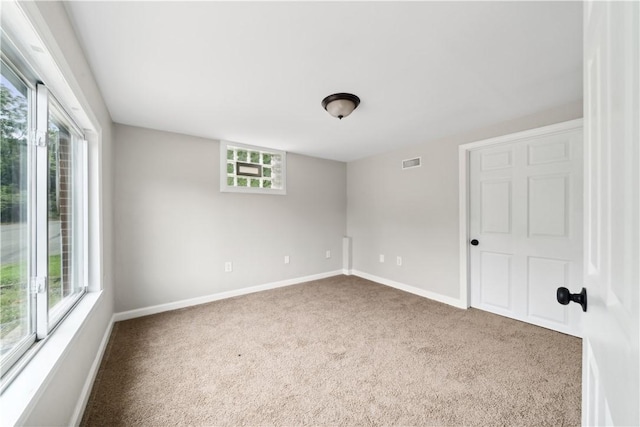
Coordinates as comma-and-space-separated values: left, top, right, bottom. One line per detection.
0, 290, 104, 426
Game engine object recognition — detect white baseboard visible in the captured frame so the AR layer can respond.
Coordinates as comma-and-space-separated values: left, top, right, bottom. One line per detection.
342, 268, 352, 276
70, 314, 115, 426
113, 270, 344, 322
351, 270, 468, 309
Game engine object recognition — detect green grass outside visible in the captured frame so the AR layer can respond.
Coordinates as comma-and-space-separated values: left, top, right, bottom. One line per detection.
0, 255, 61, 327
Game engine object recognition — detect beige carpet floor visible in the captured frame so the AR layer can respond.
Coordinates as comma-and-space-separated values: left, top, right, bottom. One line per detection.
82, 275, 581, 426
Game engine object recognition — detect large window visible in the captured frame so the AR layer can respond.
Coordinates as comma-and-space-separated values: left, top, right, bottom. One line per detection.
0, 58, 88, 378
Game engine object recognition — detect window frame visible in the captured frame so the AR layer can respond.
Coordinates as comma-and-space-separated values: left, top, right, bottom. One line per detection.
0, 57, 88, 381
40, 88, 88, 334
220, 141, 287, 195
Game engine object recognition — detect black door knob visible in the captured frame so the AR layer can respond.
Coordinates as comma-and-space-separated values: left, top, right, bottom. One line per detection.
470, 239, 479, 246
556, 287, 587, 312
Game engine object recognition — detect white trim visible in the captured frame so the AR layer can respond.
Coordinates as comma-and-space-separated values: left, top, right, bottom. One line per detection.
457, 118, 583, 309
69, 314, 115, 426
35, 83, 49, 339
459, 118, 583, 152
113, 270, 344, 322
458, 144, 471, 309
81, 137, 89, 290
351, 270, 467, 309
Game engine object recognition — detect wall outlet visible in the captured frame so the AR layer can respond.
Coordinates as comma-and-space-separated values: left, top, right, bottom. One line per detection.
326, 250, 331, 259
379, 254, 385, 263
284, 255, 290, 264
225, 261, 233, 272
396, 256, 402, 266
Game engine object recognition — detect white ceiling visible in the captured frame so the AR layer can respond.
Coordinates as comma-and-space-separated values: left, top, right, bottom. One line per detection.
65, 1, 582, 162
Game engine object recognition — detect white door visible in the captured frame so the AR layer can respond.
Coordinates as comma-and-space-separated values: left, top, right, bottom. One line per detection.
469, 126, 583, 337
582, 1, 639, 425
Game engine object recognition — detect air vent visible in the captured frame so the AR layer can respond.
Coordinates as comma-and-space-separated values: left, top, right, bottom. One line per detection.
402, 157, 421, 169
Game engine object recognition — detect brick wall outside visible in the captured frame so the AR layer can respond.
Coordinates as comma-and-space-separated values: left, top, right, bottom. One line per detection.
58, 134, 72, 298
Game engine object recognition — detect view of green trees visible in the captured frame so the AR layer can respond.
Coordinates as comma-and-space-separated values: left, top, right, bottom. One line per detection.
1, 83, 62, 221
1, 82, 29, 343
1, 84, 28, 223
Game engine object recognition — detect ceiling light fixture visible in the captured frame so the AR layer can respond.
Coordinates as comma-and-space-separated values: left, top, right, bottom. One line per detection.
321, 93, 360, 120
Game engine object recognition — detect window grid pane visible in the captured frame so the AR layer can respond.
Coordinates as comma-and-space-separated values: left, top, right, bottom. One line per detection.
0, 62, 34, 370
226, 146, 284, 190
47, 106, 85, 323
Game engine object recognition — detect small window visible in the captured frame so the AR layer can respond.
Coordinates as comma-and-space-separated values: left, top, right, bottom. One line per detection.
220, 141, 286, 195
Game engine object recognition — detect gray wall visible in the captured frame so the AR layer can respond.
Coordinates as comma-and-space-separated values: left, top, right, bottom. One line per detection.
114, 125, 347, 312
22, 2, 115, 426
347, 102, 583, 300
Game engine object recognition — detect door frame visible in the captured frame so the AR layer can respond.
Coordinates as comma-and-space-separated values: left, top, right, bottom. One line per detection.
457, 118, 584, 308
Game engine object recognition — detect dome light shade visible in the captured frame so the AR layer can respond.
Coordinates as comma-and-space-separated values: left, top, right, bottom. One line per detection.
321, 93, 360, 119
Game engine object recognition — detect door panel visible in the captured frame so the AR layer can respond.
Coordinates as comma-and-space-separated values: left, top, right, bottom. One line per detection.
582, 1, 639, 424
527, 135, 571, 165
481, 150, 512, 170
481, 180, 512, 234
480, 251, 512, 310
528, 175, 569, 237
527, 256, 569, 325
470, 127, 583, 336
